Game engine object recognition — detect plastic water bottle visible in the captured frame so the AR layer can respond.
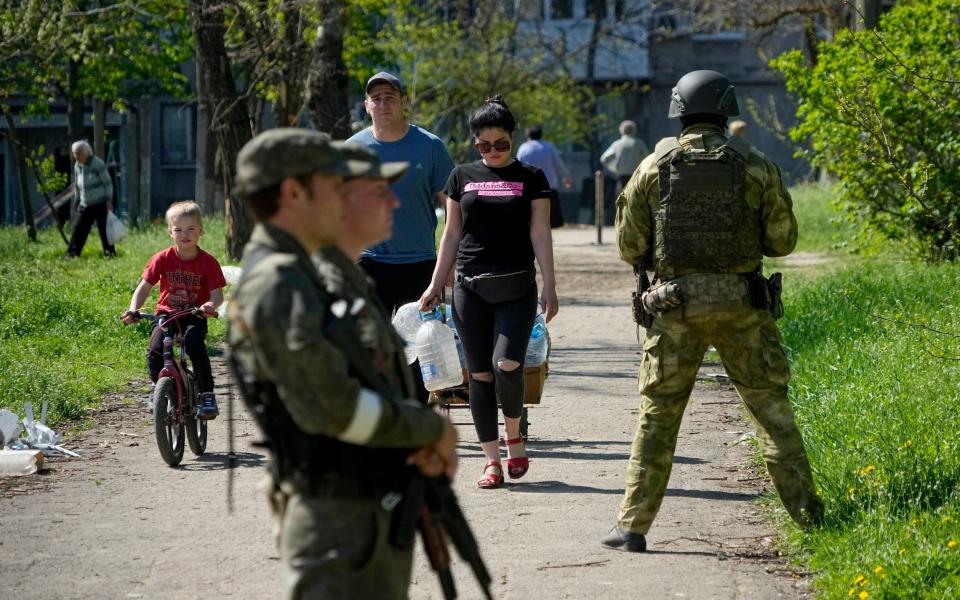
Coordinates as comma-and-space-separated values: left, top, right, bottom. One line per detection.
0, 450, 43, 476
415, 308, 464, 391
392, 302, 423, 364
392, 302, 422, 341
446, 317, 467, 369
524, 314, 548, 367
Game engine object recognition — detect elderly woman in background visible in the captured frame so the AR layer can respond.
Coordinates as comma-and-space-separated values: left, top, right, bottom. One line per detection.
66, 140, 116, 258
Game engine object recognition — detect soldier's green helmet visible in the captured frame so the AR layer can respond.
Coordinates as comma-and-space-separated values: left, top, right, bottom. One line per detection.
667, 70, 740, 119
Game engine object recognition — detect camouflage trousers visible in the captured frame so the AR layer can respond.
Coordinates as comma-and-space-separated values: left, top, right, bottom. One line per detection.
617, 307, 823, 534
272, 484, 414, 600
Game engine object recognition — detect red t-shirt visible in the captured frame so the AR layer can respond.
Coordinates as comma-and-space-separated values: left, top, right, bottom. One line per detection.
142, 247, 227, 314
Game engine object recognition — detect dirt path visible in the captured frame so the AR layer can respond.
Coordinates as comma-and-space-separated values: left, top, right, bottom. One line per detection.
1, 226, 808, 599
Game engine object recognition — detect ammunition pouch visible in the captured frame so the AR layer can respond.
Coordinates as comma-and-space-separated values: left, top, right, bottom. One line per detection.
455, 269, 536, 304
642, 281, 685, 314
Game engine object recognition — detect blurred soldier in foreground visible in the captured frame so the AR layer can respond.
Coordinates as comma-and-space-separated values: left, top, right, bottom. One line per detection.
226, 128, 460, 598
603, 70, 823, 553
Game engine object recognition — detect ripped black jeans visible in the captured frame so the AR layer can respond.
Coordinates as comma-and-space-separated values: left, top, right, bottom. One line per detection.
452, 282, 537, 443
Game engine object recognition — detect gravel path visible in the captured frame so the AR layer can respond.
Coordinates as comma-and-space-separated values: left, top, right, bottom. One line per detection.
0, 226, 808, 599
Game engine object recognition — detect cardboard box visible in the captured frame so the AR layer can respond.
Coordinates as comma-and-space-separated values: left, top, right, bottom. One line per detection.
431, 364, 546, 406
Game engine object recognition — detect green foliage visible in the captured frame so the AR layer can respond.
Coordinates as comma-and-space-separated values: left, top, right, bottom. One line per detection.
789, 183, 858, 254
344, 0, 594, 161
779, 260, 960, 596
0, 218, 232, 426
772, 0, 960, 262
0, 1, 192, 117
26, 145, 69, 196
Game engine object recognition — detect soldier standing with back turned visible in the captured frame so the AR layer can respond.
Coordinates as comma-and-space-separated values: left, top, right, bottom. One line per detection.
601, 70, 823, 552
227, 128, 458, 598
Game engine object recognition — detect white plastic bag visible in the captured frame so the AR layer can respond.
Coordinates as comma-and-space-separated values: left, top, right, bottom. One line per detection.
106, 210, 127, 245
0, 408, 22, 448
221, 265, 243, 285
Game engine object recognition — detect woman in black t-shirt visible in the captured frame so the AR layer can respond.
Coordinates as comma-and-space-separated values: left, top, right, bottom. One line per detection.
419, 96, 558, 490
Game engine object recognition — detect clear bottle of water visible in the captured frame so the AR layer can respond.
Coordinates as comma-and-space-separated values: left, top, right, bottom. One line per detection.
524, 314, 548, 367
445, 315, 467, 369
415, 308, 465, 391
392, 302, 423, 364
392, 302, 422, 342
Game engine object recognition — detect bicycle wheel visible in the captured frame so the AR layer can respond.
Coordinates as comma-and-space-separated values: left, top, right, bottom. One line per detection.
153, 377, 185, 466
186, 398, 208, 456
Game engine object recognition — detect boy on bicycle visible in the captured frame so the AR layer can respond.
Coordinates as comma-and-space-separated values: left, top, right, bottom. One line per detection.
122, 201, 226, 419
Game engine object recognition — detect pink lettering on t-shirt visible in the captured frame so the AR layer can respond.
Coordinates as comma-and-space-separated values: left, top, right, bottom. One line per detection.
464, 181, 524, 197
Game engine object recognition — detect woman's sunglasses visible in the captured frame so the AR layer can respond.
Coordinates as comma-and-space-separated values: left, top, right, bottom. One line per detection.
475, 139, 511, 154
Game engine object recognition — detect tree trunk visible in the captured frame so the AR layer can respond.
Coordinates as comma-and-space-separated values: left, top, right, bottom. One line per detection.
307, 0, 351, 138
93, 97, 106, 158
66, 60, 84, 146
191, 0, 254, 260
3, 109, 38, 242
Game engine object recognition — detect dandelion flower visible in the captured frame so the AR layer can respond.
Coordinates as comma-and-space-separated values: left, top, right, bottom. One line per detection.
948, 540, 957, 549
849, 589, 856, 596
854, 575, 866, 584
859, 592, 869, 600
874, 566, 883, 574
861, 465, 875, 475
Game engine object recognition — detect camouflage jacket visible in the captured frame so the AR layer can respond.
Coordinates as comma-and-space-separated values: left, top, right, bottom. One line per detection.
228, 223, 443, 448
615, 124, 797, 276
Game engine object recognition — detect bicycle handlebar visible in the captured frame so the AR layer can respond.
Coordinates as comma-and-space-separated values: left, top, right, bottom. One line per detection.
121, 307, 218, 325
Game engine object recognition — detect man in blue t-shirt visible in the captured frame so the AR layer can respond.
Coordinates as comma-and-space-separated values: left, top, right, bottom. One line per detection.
516, 126, 571, 228
348, 71, 454, 402
347, 71, 455, 314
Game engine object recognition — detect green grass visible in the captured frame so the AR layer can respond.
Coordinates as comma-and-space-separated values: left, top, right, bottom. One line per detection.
771, 185, 960, 597
781, 262, 960, 597
789, 183, 853, 254
0, 218, 232, 426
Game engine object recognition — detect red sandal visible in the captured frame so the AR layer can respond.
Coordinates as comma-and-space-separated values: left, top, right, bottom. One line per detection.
477, 460, 504, 489
505, 436, 529, 479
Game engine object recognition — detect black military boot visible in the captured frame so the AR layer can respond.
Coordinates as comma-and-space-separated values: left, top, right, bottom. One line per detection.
600, 527, 647, 552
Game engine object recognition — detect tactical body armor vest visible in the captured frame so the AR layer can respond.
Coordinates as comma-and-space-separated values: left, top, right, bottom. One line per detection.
653, 136, 761, 279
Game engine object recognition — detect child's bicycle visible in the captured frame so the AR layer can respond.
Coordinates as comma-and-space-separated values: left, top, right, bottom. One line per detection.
124, 307, 217, 467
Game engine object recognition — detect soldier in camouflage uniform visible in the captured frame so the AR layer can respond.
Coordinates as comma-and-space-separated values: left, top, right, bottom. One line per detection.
602, 71, 823, 553
227, 128, 459, 598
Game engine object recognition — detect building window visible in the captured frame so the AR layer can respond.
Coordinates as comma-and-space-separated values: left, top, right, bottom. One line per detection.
160, 104, 196, 166
550, 0, 573, 19
613, 0, 626, 19
515, 0, 544, 19
586, 0, 606, 19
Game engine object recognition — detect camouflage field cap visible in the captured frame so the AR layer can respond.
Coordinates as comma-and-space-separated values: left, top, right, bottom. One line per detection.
339, 143, 409, 183
235, 128, 362, 196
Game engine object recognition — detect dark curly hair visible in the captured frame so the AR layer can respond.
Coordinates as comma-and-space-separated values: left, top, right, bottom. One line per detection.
469, 95, 517, 136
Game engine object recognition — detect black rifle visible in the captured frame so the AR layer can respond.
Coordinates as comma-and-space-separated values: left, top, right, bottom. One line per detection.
322, 315, 494, 600
228, 300, 493, 600
631, 265, 653, 337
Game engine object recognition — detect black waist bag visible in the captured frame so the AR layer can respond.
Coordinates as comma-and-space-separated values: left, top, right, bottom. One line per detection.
456, 269, 536, 304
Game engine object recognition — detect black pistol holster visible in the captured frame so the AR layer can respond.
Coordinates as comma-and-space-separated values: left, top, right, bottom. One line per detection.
746, 270, 784, 319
